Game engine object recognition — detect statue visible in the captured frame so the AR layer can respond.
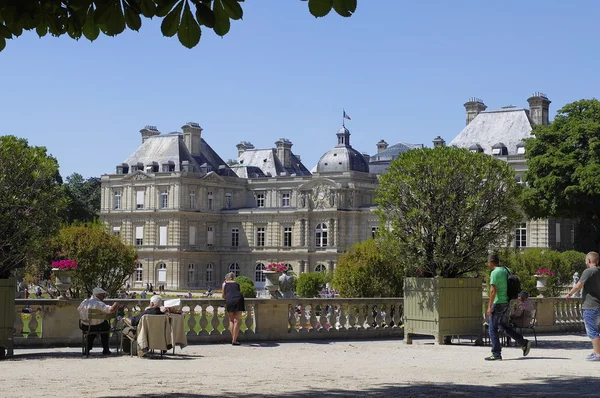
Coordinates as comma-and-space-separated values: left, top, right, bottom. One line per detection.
299, 193, 305, 208
278, 271, 295, 299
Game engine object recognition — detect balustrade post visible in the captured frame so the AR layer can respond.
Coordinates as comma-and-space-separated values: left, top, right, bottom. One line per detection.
254, 300, 293, 340
535, 298, 557, 329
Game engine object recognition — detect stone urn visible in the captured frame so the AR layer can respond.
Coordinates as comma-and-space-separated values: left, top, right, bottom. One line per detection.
263, 271, 283, 299
534, 275, 549, 295
52, 268, 73, 300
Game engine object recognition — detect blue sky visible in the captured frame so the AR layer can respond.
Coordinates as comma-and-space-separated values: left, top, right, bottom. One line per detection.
1, 0, 599, 178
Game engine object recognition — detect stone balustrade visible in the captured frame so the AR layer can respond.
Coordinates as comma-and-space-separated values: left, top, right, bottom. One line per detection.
13, 296, 583, 347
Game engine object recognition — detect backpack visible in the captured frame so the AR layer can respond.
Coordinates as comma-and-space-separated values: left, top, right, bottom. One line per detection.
503, 266, 521, 300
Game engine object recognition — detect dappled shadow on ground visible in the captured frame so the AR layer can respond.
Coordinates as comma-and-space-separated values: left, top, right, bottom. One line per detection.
105, 376, 600, 397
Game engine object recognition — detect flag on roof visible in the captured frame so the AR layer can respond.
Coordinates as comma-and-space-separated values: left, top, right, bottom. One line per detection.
343, 110, 351, 120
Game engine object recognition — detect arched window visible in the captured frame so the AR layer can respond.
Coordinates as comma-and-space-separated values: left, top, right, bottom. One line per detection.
315, 264, 326, 272
229, 262, 240, 277
188, 263, 195, 285
206, 263, 214, 283
315, 223, 328, 247
255, 263, 265, 282
135, 263, 143, 282
285, 263, 293, 272
157, 262, 167, 283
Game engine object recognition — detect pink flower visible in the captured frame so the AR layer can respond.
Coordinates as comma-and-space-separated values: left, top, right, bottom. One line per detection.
52, 259, 78, 271
265, 263, 287, 272
536, 269, 554, 276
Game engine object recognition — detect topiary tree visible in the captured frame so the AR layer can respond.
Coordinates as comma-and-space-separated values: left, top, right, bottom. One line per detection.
295, 271, 329, 298
234, 275, 255, 298
333, 234, 404, 297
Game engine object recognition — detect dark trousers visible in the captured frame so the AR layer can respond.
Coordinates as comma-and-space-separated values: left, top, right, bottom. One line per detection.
489, 303, 526, 357
79, 320, 110, 352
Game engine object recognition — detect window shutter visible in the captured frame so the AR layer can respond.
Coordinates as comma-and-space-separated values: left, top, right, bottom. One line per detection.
136, 190, 144, 206
159, 225, 167, 245
135, 226, 144, 239
189, 226, 196, 246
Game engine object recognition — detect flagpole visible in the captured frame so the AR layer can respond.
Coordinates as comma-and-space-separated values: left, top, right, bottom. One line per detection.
342, 109, 345, 127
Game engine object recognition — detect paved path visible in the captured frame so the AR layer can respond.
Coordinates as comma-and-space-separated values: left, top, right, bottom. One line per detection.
3, 334, 600, 397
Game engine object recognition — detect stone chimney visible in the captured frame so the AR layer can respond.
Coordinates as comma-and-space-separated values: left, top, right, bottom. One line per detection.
432, 136, 446, 148
275, 138, 293, 168
376, 139, 388, 153
527, 92, 551, 125
464, 98, 487, 125
140, 125, 160, 144
181, 122, 203, 155
236, 141, 255, 157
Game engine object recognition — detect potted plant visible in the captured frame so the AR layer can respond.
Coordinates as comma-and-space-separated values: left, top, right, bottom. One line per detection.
263, 263, 287, 299
533, 268, 554, 294
51, 259, 78, 299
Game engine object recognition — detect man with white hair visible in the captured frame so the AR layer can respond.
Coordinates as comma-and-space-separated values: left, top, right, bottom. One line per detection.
128, 294, 165, 327
77, 287, 121, 355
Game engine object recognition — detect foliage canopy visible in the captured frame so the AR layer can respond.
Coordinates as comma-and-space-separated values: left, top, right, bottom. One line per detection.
376, 146, 521, 278
295, 271, 329, 298
0, 0, 357, 52
62, 173, 101, 223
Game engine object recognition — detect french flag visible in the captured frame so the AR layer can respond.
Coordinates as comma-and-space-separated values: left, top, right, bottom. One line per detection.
343, 110, 351, 120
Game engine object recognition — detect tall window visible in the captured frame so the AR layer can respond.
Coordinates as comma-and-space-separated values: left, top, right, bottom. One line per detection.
136, 190, 144, 209
159, 225, 167, 246
189, 225, 197, 246
255, 263, 265, 282
283, 227, 292, 247
158, 263, 167, 283
225, 192, 232, 209
231, 228, 239, 247
207, 226, 214, 246
371, 226, 379, 238
206, 263, 214, 283
160, 189, 168, 209
315, 223, 328, 247
190, 190, 196, 209
112, 226, 120, 237
188, 264, 195, 285
113, 190, 121, 209
282, 192, 290, 207
315, 264, 327, 272
207, 191, 214, 210
135, 263, 143, 282
135, 225, 144, 246
229, 262, 240, 277
256, 193, 265, 208
256, 227, 265, 247
515, 223, 527, 248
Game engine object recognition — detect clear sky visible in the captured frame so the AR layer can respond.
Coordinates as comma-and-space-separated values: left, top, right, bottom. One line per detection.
1, 0, 599, 179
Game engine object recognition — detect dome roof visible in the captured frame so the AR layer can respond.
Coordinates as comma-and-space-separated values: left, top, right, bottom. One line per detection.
370, 142, 414, 162
316, 125, 369, 173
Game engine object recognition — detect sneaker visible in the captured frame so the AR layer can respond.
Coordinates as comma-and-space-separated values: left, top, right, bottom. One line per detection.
586, 352, 597, 360
586, 353, 600, 361
102, 350, 112, 355
484, 355, 502, 361
522, 340, 532, 357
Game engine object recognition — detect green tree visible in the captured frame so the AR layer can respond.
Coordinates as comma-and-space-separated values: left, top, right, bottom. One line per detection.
0, 0, 357, 52
0, 136, 67, 278
62, 173, 101, 223
522, 99, 600, 250
376, 146, 521, 278
234, 275, 255, 298
54, 222, 137, 297
295, 271, 328, 298
333, 234, 404, 297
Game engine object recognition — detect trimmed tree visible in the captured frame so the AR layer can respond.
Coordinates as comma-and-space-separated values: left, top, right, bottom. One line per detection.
376, 146, 521, 278
522, 99, 600, 250
295, 271, 328, 298
54, 222, 137, 297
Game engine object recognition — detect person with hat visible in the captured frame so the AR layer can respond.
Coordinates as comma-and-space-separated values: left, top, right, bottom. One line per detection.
77, 287, 121, 355
510, 291, 535, 328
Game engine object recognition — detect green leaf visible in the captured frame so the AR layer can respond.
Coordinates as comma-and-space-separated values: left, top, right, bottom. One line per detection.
124, 5, 142, 31
212, 0, 230, 36
102, 2, 127, 36
82, 7, 100, 41
178, 1, 201, 48
221, 0, 243, 20
36, 21, 48, 38
161, 1, 183, 37
332, 0, 356, 17
139, 0, 157, 18
308, 0, 333, 18
156, 0, 180, 17
195, 2, 215, 28
0, 23, 12, 39
0, 37, 5, 52
67, 18, 83, 39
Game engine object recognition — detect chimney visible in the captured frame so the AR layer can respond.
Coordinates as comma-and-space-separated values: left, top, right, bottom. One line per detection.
464, 98, 487, 125
181, 122, 203, 155
275, 138, 293, 168
432, 136, 446, 148
527, 92, 551, 125
140, 125, 160, 144
376, 139, 389, 153
236, 141, 254, 157
362, 152, 371, 164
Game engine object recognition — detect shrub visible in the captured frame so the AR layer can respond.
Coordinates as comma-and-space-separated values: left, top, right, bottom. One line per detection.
296, 272, 329, 298
235, 276, 255, 287
238, 282, 256, 299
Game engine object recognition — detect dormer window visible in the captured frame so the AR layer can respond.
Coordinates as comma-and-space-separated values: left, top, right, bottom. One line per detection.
162, 161, 175, 172
491, 143, 508, 156
516, 142, 526, 155
469, 144, 484, 153
116, 163, 129, 174
131, 162, 144, 172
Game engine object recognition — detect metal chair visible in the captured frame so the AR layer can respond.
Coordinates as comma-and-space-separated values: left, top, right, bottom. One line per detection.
514, 309, 538, 346
79, 309, 122, 357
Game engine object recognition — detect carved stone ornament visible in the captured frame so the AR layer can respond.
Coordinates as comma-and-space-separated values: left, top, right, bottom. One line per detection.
132, 173, 149, 180
311, 184, 331, 209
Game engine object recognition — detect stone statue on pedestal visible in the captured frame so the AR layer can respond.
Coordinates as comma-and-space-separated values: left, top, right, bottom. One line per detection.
278, 272, 295, 299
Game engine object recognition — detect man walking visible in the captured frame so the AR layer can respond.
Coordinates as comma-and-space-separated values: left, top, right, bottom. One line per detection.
567, 251, 600, 361
485, 254, 532, 360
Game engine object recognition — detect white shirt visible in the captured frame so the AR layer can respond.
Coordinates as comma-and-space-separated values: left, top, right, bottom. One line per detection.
77, 296, 112, 325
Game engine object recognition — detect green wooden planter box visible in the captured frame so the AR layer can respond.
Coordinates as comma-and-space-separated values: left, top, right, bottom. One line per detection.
0, 276, 16, 358
404, 277, 483, 344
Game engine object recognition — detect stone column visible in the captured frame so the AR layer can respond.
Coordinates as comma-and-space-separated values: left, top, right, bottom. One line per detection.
300, 219, 306, 247
329, 218, 335, 246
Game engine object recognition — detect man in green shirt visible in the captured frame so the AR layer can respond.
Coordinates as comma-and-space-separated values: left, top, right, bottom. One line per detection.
486, 254, 532, 360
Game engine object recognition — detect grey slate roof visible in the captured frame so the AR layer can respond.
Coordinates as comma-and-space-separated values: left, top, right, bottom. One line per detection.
315, 126, 370, 173
449, 106, 533, 155
229, 165, 267, 179
370, 142, 424, 162
237, 149, 311, 177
